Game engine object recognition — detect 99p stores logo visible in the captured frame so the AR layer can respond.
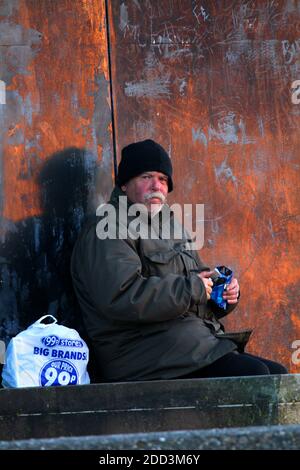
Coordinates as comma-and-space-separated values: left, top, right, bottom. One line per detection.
41, 335, 83, 348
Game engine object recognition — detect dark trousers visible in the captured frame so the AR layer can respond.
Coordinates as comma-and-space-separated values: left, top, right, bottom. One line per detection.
180, 352, 288, 378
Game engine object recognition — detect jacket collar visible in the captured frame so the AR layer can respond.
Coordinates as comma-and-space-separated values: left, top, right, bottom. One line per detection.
109, 186, 125, 206
108, 186, 190, 243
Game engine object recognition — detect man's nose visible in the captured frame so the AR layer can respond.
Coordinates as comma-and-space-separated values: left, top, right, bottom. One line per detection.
151, 178, 162, 190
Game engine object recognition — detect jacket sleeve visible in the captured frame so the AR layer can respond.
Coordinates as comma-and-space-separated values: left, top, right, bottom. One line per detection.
72, 225, 208, 324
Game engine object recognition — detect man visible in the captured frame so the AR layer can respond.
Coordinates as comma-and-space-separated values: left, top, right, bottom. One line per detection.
71, 139, 287, 381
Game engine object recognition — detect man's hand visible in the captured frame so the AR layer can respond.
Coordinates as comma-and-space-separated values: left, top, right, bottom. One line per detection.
197, 271, 214, 300
223, 278, 239, 304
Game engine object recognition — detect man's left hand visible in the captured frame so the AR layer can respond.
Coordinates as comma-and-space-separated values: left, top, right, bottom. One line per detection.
223, 278, 240, 304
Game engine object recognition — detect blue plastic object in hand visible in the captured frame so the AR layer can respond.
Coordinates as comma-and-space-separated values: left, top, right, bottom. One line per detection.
210, 266, 233, 310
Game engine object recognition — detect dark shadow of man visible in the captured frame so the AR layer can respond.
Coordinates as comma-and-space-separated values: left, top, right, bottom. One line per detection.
0, 147, 105, 381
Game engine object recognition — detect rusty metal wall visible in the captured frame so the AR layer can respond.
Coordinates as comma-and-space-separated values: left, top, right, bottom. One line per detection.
108, 0, 300, 371
0, 0, 299, 373
0, 0, 113, 339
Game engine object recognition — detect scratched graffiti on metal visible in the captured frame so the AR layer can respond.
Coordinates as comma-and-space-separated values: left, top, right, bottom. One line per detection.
109, 0, 300, 372
0, 0, 113, 346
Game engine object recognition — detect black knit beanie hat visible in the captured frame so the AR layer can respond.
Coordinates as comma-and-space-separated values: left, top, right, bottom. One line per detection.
117, 139, 173, 192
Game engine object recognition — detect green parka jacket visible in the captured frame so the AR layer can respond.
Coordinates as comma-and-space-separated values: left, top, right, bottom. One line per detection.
71, 187, 248, 381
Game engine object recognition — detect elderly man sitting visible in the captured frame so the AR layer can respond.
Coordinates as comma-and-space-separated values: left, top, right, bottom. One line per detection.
71, 139, 287, 381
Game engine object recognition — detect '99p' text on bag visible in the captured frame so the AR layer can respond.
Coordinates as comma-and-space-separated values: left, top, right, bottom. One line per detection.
1, 315, 90, 388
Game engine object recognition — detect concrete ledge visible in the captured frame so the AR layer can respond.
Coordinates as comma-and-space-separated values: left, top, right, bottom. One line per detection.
0, 374, 299, 440
0, 424, 299, 450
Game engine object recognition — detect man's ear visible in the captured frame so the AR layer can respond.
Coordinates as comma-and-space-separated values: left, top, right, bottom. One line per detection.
121, 184, 127, 192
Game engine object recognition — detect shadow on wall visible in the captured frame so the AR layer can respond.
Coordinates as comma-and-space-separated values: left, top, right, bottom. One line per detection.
0, 147, 99, 345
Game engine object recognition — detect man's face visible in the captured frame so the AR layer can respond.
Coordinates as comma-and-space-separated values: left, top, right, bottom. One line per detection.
121, 171, 169, 213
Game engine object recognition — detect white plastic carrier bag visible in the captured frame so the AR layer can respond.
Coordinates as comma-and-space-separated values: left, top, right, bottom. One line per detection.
1, 315, 90, 388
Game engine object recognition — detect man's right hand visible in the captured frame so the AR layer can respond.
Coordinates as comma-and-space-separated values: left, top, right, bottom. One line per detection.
197, 271, 214, 300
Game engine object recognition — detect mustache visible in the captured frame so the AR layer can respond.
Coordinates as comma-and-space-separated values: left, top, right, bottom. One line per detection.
144, 192, 166, 203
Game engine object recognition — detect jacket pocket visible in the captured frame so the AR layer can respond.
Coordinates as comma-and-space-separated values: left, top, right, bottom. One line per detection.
141, 240, 183, 276
144, 249, 178, 264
